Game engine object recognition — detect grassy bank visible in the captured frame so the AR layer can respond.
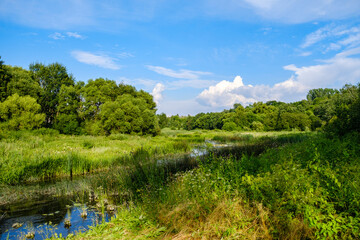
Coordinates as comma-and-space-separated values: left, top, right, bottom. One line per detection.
56, 132, 360, 240
0, 129, 302, 185
0, 129, 198, 185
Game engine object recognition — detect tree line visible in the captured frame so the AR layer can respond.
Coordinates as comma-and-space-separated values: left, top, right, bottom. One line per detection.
1, 56, 358, 136
0, 57, 160, 135
159, 84, 359, 136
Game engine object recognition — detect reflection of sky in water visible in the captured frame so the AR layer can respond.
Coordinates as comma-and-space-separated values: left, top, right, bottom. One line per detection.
0, 140, 229, 240
0, 199, 114, 240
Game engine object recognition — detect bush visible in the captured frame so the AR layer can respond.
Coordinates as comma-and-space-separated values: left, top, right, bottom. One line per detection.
222, 121, 237, 131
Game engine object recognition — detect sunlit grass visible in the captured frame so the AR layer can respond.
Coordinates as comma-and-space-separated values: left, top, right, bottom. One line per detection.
54, 131, 360, 239
0, 130, 201, 184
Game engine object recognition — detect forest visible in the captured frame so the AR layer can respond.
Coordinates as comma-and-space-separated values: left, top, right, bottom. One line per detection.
0, 56, 360, 240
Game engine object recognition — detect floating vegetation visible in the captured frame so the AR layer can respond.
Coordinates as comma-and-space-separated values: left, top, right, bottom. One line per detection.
25, 232, 35, 239
12, 222, 23, 229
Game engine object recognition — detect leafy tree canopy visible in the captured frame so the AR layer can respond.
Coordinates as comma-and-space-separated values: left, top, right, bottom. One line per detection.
0, 94, 45, 130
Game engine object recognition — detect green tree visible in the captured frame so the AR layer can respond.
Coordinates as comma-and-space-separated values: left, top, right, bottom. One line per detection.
98, 94, 159, 135
54, 84, 82, 134
80, 78, 119, 120
325, 84, 359, 136
0, 94, 45, 130
233, 105, 249, 129
168, 115, 183, 130
5, 65, 41, 100
306, 88, 338, 101
158, 113, 168, 128
0, 56, 12, 102
222, 121, 237, 131
29, 62, 75, 126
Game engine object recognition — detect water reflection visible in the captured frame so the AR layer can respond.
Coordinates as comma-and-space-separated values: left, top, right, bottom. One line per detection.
0, 140, 233, 240
0, 198, 114, 240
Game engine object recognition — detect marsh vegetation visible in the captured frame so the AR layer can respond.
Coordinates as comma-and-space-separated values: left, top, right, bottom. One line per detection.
0, 57, 359, 239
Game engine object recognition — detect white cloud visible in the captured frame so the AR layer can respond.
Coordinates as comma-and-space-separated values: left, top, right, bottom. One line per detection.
298, 51, 312, 57
66, 32, 84, 39
146, 65, 212, 79
118, 77, 157, 89
71, 50, 121, 70
197, 76, 271, 107
283, 64, 300, 71
151, 83, 165, 105
49, 32, 65, 40
301, 24, 360, 50
333, 46, 360, 58
242, 0, 360, 23
197, 50, 360, 108
49, 31, 85, 40
339, 33, 360, 47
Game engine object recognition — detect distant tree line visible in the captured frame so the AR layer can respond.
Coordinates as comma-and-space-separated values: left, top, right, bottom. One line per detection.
159, 84, 360, 136
1, 56, 358, 136
0, 56, 160, 135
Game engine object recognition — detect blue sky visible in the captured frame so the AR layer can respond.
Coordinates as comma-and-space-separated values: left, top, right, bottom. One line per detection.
1, 0, 360, 115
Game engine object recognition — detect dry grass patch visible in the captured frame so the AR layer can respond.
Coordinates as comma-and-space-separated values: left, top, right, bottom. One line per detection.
158, 199, 272, 240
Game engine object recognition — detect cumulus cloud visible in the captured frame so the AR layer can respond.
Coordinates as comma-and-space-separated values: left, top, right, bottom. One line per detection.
197, 76, 257, 107
146, 65, 212, 79
151, 83, 165, 105
197, 50, 360, 108
71, 50, 121, 70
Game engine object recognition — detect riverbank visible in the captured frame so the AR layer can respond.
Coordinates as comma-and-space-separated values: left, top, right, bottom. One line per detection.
56, 132, 360, 239
1, 130, 313, 239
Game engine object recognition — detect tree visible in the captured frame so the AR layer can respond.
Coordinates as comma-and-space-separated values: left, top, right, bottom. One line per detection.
29, 62, 75, 126
234, 105, 249, 128
0, 56, 12, 102
80, 78, 119, 120
158, 113, 168, 128
98, 94, 159, 135
54, 84, 82, 134
0, 94, 45, 130
306, 88, 338, 101
325, 84, 359, 136
5, 66, 41, 100
222, 121, 237, 131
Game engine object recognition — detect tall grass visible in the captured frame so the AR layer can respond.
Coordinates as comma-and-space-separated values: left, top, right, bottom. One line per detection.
0, 130, 199, 184
63, 132, 360, 239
